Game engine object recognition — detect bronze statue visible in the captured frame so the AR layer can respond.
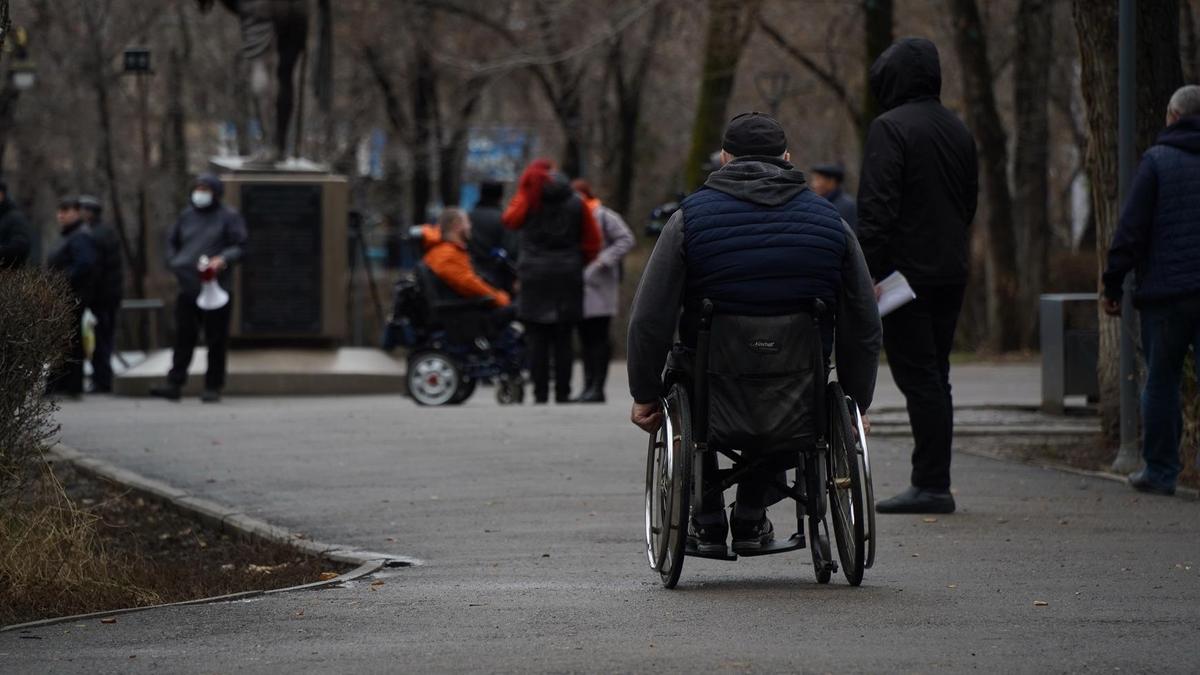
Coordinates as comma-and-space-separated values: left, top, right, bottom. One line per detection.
198, 0, 310, 161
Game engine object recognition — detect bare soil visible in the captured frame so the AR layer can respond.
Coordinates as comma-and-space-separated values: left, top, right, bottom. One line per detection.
981, 433, 1200, 491
0, 462, 347, 627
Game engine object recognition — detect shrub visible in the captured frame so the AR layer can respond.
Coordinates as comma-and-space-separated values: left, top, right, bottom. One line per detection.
0, 268, 72, 503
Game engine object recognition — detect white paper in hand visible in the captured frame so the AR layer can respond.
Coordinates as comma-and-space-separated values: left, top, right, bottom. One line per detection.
876, 271, 916, 317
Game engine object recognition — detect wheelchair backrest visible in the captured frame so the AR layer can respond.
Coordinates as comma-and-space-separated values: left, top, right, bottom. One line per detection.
413, 261, 496, 344
705, 312, 825, 453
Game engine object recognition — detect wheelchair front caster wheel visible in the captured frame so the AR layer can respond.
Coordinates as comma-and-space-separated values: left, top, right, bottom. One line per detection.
407, 351, 462, 406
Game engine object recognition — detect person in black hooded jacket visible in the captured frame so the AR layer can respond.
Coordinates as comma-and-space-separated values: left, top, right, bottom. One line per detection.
150, 174, 248, 403
856, 38, 978, 515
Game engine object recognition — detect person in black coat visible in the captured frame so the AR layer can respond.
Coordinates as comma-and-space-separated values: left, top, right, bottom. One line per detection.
468, 180, 518, 292
0, 179, 31, 269
79, 195, 124, 393
809, 163, 857, 228
502, 160, 602, 404
856, 38, 978, 514
46, 197, 99, 397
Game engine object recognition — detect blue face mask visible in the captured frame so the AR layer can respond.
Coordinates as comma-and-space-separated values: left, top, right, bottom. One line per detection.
191, 190, 213, 209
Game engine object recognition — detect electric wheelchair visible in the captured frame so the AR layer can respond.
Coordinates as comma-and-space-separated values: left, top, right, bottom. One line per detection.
644, 300, 876, 588
384, 261, 526, 406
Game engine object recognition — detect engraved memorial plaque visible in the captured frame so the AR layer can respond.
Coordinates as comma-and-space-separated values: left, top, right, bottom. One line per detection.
239, 183, 323, 335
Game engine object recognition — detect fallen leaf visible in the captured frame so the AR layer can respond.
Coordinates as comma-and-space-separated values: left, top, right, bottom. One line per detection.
1033, 600, 1049, 607
371, 580, 385, 587
947, 584, 958, 589
100, 618, 117, 624
318, 571, 338, 581
295, 610, 305, 617
922, 517, 938, 523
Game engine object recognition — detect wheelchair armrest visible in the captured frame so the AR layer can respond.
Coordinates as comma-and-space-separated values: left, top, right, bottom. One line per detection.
428, 297, 495, 313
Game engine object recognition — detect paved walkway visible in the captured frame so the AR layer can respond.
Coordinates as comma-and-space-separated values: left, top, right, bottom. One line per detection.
5, 363, 1198, 672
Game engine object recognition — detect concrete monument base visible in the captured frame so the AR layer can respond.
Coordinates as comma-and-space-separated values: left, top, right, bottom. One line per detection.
113, 348, 406, 397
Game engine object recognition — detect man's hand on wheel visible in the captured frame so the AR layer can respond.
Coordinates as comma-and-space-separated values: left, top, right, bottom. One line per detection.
1101, 296, 1122, 317
861, 413, 871, 436
631, 401, 663, 434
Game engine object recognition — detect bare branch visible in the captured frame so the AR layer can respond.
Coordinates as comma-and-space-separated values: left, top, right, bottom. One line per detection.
757, 17, 864, 132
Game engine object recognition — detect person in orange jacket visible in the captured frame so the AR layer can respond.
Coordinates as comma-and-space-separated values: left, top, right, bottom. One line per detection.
421, 207, 511, 308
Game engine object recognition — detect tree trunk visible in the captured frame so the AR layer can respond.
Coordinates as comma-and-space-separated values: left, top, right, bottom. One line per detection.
683, 0, 763, 190
950, 0, 1021, 352
861, 0, 894, 136
1072, 0, 1183, 446
1012, 0, 1054, 348
608, 4, 671, 216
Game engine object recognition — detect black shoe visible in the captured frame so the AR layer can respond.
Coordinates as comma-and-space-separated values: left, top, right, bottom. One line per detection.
731, 514, 775, 552
687, 514, 729, 554
876, 486, 956, 514
555, 395, 574, 404
1128, 471, 1175, 496
149, 384, 182, 401
574, 385, 605, 404
201, 389, 221, 403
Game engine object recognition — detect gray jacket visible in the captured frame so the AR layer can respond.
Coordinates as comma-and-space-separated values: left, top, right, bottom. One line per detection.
165, 203, 248, 294
626, 211, 881, 410
583, 203, 635, 319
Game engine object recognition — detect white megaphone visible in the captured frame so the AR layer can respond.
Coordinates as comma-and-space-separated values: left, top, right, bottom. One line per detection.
196, 255, 230, 311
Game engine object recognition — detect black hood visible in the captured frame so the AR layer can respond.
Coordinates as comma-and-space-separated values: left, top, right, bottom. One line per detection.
869, 37, 942, 112
1158, 116, 1200, 154
541, 172, 574, 204
703, 156, 808, 207
195, 173, 225, 201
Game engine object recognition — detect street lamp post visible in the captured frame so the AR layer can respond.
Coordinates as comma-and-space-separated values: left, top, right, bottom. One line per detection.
123, 47, 154, 350
1112, 0, 1141, 474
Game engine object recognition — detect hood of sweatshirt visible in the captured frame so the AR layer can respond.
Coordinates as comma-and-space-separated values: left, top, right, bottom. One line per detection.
869, 37, 942, 112
702, 156, 808, 207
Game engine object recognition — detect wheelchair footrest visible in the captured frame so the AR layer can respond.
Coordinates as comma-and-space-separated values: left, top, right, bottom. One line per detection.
734, 533, 806, 558
684, 544, 738, 561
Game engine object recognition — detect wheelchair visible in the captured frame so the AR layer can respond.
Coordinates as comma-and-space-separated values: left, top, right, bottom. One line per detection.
644, 300, 876, 588
384, 262, 525, 406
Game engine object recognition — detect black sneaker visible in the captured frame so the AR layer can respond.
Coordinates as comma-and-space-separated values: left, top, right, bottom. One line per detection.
149, 384, 182, 401
687, 514, 729, 554
201, 389, 222, 403
731, 515, 775, 552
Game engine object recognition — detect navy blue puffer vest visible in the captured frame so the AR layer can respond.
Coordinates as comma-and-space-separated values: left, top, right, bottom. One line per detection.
680, 186, 847, 321
1135, 142, 1200, 304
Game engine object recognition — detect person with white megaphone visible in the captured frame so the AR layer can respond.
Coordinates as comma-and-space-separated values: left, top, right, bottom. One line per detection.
150, 174, 248, 403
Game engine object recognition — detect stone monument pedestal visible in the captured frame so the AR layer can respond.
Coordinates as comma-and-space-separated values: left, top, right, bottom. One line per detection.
212, 158, 348, 344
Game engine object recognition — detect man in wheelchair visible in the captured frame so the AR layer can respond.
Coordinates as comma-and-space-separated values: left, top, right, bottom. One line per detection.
627, 112, 881, 555
420, 207, 513, 315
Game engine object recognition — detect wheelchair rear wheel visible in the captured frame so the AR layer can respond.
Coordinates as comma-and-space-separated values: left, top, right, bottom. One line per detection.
448, 379, 477, 404
644, 384, 691, 589
407, 351, 462, 406
827, 382, 868, 586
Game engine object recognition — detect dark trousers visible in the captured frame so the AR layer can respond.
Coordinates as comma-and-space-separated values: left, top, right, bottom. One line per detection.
90, 302, 118, 392
49, 305, 86, 395
882, 284, 965, 491
168, 291, 232, 391
526, 321, 574, 402
578, 316, 612, 393
1139, 296, 1200, 489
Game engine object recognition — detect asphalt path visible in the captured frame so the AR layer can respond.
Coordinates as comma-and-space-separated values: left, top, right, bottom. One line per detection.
4, 370, 1199, 673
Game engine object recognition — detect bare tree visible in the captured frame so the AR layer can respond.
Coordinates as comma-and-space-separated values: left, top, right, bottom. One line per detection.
1072, 0, 1183, 445
683, 0, 763, 190
950, 0, 1020, 353
1011, 0, 1054, 348
603, 2, 672, 215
